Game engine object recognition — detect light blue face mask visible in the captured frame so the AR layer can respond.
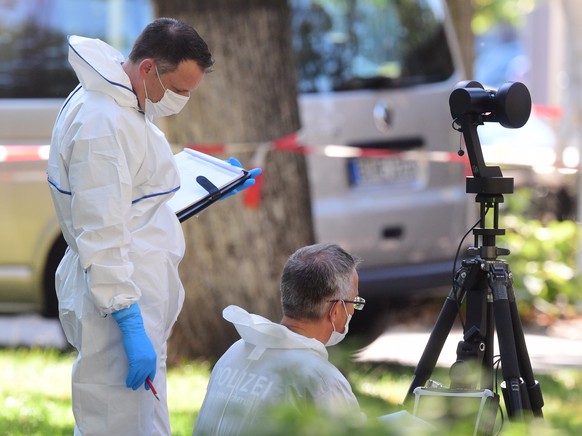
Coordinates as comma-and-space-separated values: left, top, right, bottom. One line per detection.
325, 300, 352, 347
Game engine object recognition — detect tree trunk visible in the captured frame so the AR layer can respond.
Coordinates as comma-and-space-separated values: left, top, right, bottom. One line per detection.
557, 0, 582, 269
447, 0, 474, 78
153, 0, 314, 362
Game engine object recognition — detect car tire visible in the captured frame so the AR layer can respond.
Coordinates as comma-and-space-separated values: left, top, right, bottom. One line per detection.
42, 235, 68, 318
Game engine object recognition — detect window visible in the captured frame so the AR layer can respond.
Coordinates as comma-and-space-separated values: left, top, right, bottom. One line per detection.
290, 0, 455, 93
0, 0, 153, 98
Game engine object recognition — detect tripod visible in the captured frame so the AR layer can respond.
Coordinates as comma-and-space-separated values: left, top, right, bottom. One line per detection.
403, 81, 544, 429
403, 182, 544, 420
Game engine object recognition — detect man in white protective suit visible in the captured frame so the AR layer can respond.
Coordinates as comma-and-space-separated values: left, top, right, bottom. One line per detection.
47, 18, 259, 436
193, 243, 367, 435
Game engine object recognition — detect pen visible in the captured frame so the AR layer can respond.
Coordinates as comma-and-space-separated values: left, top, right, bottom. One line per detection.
146, 377, 160, 401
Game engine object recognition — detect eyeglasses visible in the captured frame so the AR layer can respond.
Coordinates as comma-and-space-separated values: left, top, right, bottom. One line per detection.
329, 296, 366, 311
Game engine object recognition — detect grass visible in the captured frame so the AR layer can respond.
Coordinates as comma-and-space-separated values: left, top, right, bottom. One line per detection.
1, 348, 75, 435
1, 347, 581, 435
0, 348, 210, 436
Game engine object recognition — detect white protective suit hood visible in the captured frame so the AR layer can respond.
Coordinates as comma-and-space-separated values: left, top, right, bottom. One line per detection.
67, 35, 137, 108
223, 305, 328, 359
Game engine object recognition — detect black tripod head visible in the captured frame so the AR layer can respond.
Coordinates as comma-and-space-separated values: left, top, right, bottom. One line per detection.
449, 81, 532, 258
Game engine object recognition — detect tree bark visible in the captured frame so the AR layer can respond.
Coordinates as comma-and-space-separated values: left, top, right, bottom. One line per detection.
153, 0, 314, 361
156, 0, 299, 143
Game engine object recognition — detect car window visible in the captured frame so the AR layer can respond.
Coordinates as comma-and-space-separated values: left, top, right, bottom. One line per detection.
0, 0, 153, 99
290, 0, 455, 93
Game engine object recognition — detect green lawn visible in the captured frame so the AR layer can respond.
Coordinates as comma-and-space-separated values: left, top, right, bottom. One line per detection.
0, 348, 210, 435
1, 347, 581, 435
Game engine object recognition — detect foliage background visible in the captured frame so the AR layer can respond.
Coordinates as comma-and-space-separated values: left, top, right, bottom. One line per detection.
501, 188, 582, 322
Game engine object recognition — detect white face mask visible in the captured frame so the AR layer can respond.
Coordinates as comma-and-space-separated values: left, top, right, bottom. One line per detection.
143, 66, 190, 119
325, 300, 352, 347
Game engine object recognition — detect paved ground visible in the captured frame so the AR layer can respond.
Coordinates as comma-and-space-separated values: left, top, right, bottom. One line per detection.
357, 317, 582, 373
2, 313, 581, 374
0, 314, 68, 349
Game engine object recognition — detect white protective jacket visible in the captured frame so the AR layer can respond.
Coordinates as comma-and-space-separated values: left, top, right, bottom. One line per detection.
47, 35, 185, 436
193, 305, 363, 435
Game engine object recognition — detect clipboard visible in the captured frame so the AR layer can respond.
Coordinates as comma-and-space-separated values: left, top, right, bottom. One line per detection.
167, 148, 251, 222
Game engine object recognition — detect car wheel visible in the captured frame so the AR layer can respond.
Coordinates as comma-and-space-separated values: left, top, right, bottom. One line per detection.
42, 235, 68, 318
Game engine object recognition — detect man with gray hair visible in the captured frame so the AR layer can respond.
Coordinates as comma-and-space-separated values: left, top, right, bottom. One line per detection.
193, 243, 366, 435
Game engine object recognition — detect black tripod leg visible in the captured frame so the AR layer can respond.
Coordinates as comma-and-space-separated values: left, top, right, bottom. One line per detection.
403, 288, 460, 407
482, 294, 495, 390
508, 285, 544, 417
489, 265, 525, 421
450, 277, 489, 390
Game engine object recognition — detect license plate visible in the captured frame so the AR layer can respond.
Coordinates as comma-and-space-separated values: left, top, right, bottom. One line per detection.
348, 157, 418, 186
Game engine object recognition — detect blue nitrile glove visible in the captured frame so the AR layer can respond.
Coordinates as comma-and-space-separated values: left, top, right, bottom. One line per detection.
220, 157, 263, 200
112, 303, 157, 391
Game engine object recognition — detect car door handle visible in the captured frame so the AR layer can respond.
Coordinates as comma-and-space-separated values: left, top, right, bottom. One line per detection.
383, 226, 403, 239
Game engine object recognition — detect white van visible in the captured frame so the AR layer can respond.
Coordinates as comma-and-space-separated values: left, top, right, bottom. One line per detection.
292, 0, 470, 303
0, 0, 470, 317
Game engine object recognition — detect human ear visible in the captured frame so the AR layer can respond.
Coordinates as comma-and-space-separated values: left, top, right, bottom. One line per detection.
328, 300, 340, 323
138, 59, 155, 78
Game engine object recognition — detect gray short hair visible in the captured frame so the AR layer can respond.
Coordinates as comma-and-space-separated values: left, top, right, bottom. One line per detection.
280, 243, 361, 321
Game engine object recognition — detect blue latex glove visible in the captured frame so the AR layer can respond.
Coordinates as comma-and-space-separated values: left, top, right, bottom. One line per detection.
112, 303, 157, 391
220, 157, 263, 200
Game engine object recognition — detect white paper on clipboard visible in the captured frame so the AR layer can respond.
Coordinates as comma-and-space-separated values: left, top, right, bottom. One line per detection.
167, 148, 250, 222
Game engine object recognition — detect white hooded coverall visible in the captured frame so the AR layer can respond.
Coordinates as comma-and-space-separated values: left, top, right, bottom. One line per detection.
193, 305, 363, 435
47, 35, 185, 436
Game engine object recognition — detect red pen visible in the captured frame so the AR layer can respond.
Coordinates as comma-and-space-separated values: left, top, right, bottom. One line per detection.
146, 377, 160, 401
